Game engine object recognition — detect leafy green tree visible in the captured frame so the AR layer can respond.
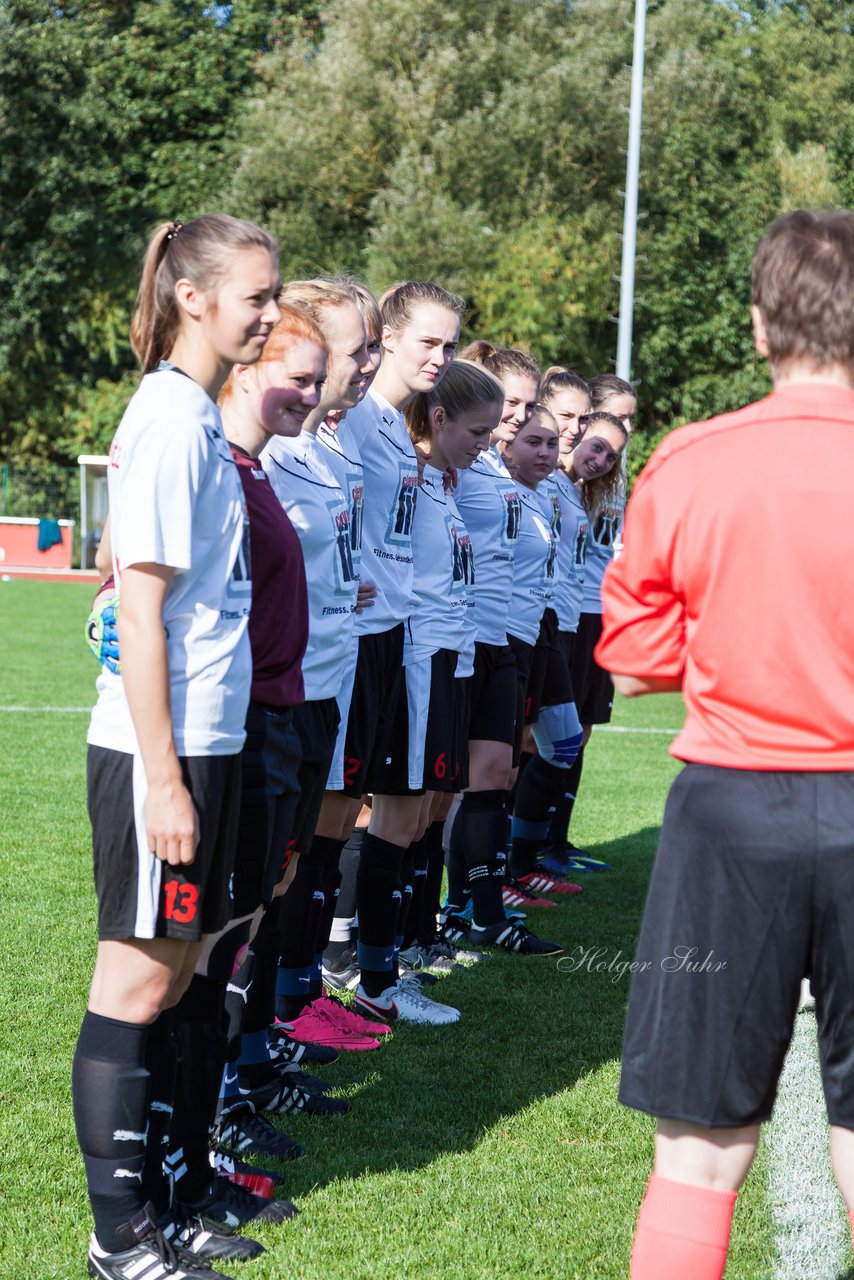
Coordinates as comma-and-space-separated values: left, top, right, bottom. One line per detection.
0, 1, 285, 457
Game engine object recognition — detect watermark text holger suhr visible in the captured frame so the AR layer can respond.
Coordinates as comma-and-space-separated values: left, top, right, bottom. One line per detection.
557, 945, 727, 984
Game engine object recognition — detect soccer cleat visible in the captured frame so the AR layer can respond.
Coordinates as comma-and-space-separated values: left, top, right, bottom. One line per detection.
516, 871, 583, 896
210, 1145, 283, 1185
87, 1204, 230, 1280
565, 855, 611, 872
439, 913, 476, 945
188, 1178, 298, 1228
163, 1209, 264, 1262
258, 1078, 350, 1117
310, 992, 392, 1039
237, 1059, 334, 1096
470, 917, 564, 956
321, 947, 361, 992
502, 880, 557, 910
397, 960, 440, 986
280, 1004, 382, 1051
354, 978, 461, 1026
437, 916, 489, 962
215, 1108, 305, 1162
399, 942, 465, 976
273, 1065, 334, 1094
439, 896, 473, 923
538, 842, 611, 874
221, 1170, 277, 1200
267, 1025, 340, 1066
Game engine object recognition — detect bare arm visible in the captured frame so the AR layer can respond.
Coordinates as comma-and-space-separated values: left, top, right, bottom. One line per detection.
612, 673, 683, 698
118, 563, 199, 865
95, 514, 113, 581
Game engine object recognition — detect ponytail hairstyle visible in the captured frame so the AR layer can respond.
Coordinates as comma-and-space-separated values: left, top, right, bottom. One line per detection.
461, 340, 541, 389
379, 281, 466, 337
405, 359, 504, 445
219, 303, 327, 406
588, 372, 635, 410
572, 411, 630, 514
130, 214, 278, 375
541, 365, 591, 404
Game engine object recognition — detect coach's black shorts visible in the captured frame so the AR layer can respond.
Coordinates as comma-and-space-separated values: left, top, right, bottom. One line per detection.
291, 697, 340, 852
468, 641, 518, 746
570, 612, 613, 724
231, 702, 301, 915
619, 764, 854, 1129
339, 623, 407, 797
88, 746, 241, 940
540, 628, 575, 710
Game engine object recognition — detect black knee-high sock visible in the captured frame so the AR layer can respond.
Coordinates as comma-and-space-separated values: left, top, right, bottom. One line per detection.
510, 756, 569, 875
276, 858, 326, 1021
167, 974, 227, 1208
73, 1011, 151, 1253
356, 833, 405, 996
398, 841, 420, 952
506, 750, 533, 820
445, 837, 470, 913
243, 896, 284, 1036
453, 790, 507, 927
548, 746, 585, 847
312, 835, 347, 956
419, 820, 447, 943
223, 947, 254, 1064
140, 1008, 177, 1219
324, 828, 363, 968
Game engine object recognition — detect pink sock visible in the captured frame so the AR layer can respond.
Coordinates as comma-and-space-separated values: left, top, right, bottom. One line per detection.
630, 1173, 737, 1280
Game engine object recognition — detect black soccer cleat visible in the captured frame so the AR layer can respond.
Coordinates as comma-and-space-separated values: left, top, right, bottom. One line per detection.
215, 1108, 305, 1162
88, 1203, 234, 1280
268, 1023, 340, 1066
259, 1078, 350, 1117
188, 1178, 298, 1229
470, 918, 564, 956
163, 1209, 264, 1261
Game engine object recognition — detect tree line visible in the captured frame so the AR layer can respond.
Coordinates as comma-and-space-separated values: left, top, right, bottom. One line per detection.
1, 0, 852, 476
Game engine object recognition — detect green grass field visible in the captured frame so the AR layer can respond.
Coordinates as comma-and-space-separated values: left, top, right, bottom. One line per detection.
0, 580, 776, 1279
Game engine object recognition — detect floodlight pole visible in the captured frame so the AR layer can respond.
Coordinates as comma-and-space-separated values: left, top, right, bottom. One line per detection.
616, 0, 647, 384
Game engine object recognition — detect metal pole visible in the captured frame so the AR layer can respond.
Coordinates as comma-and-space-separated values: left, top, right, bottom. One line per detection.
616, 0, 647, 384
80, 461, 88, 569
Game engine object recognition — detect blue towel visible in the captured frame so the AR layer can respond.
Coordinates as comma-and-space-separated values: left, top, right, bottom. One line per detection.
37, 518, 63, 552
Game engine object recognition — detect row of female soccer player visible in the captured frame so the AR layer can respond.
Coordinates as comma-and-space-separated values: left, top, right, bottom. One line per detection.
76, 212, 636, 1280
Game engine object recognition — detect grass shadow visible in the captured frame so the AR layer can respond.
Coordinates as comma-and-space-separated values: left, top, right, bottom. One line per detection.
273, 824, 661, 1192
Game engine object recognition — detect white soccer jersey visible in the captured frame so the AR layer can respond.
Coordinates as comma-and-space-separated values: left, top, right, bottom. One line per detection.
344, 388, 419, 635
317, 417, 364, 584
263, 431, 358, 701
451, 446, 521, 645
88, 366, 251, 757
404, 463, 477, 676
544, 471, 589, 633
507, 484, 557, 646
581, 489, 626, 613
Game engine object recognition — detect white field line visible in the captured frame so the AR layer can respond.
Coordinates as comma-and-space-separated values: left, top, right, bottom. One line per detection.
0, 705, 93, 713
598, 725, 680, 735
767, 1011, 849, 1279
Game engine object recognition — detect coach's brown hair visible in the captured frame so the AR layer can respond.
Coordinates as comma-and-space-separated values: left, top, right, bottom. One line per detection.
751, 209, 854, 373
